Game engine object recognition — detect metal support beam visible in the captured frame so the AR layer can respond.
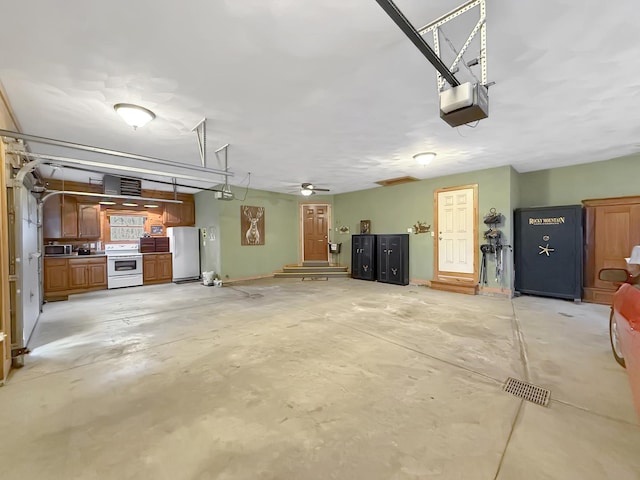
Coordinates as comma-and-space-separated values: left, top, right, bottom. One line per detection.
418, 0, 487, 90
40, 190, 184, 205
374, 0, 460, 87
0, 129, 232, 177
9, 151, 221, 184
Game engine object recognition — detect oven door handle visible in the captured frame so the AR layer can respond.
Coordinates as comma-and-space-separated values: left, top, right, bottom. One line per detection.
109, 256, 141, 261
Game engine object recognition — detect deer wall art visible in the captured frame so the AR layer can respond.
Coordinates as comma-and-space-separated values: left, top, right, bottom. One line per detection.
241, 205, 265, 245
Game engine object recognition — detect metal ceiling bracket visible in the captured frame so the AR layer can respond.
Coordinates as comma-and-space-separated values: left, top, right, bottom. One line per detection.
191, 118, 207, 168
374, 0, 460, 87
417, 0, 487, 91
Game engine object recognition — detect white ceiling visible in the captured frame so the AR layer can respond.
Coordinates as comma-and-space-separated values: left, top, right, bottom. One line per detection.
1, 0, 639, 195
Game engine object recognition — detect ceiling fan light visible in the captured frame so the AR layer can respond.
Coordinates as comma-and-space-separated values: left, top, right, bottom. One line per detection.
413, 152, 437, 166
114, 103, 156, 129
300, 188, 313, 196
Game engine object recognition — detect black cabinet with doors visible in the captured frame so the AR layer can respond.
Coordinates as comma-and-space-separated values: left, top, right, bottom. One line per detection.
377, 234, 409, 285
351, 234, 376, 280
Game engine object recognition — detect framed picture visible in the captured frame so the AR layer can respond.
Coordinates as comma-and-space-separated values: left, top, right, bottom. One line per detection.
339, 225, 350, 234
360, 220, 371, 234
241, 205, 265, 245
150, 225, 163, 235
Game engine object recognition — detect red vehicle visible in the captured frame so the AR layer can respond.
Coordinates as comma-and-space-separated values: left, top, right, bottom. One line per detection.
599, 247, 640, 420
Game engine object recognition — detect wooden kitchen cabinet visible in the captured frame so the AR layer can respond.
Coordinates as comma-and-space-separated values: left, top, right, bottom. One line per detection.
44, 258, 69, 292
68, 261, 89, 288
43, 195, 78, 239
163, 201, 195, 226
44, 256, 107, 300
583, 196, 640, 304
78, 203, 100, 238
143, 253, 173, 285
68, 258, 107, 289
61, 196, 78, 238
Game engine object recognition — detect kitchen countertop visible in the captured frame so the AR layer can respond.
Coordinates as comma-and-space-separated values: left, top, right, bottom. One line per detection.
44, 253, 106, 258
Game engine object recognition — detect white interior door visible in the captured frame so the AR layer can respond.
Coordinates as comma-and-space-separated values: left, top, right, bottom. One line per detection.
437, 188, 475, 274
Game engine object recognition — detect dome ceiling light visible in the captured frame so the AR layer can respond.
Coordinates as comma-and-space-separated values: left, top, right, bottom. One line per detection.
114, 103, 156, 129
413, 152, 437, 166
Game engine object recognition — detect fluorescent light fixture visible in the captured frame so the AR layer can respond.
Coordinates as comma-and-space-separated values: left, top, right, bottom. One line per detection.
99, 200, 117, 205
300, 188, 313, 196
122, 202, 138, 207
144, 204, 159, 208
114, 103, 156, 129
413, 152, 436, 166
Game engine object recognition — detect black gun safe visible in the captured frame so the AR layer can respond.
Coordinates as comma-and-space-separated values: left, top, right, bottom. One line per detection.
514, 205, 583, 300
351, 234, 377, 281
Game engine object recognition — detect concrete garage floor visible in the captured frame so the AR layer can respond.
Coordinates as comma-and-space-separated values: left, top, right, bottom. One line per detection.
1, 278, 639, 479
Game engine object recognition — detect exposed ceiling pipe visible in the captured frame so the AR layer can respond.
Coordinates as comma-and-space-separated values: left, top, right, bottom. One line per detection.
8, 151, 220, 184
0, 129, 233, 177
46, 162, 228, 193
40, 190, 183, 204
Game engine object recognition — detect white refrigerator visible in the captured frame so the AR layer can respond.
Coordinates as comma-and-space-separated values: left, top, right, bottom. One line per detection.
167, 226, 200, 282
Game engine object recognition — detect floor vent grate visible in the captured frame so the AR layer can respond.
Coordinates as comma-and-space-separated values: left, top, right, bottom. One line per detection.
503, 377, 550, 407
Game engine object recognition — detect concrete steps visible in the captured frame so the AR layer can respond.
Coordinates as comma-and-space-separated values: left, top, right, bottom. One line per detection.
274, 264, 349, 279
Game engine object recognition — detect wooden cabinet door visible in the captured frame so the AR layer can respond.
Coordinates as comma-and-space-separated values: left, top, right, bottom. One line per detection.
44, 259, 69, 292
157, 254, 173, 280
143, 255, 157, 283
61, 195, 78, 238
78, 204, 100, 238
163, 203, 181, 226
180, 202, 195, 226
43, 196, 62, 239
87, 262, 107, 287
68, 262, 88, 288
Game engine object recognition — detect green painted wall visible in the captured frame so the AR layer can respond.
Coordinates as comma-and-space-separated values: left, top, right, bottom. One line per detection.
333, 166, 514, 290
195, 189, 221, 275
196, 186, 301, 280
518, 153, 640, 207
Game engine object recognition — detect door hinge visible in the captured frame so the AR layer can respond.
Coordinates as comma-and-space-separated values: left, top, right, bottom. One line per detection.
11, 347, 30, 357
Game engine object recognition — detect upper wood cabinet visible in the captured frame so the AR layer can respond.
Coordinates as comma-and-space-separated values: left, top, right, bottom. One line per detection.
163, 201, 195, 226
43, 197, 100, 239
78, 204, 100, 238
43, 195, 78, 239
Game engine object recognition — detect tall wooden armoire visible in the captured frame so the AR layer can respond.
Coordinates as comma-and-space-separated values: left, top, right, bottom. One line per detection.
583, 196, 640, 305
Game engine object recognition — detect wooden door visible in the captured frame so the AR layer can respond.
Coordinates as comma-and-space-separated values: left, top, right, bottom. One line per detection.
302, 204, 329, 262
163, 203, 181, 226
43, 196, 62, 238
179, 202, 195, 226
157, 254, 173, 280
61, 195, 78, 238
78, 204, 100, 238
87, 262, 107, 287
44, 258, 69, 292
435, 186, 477, 280
68, 262, 88, 288
143, 255, 157, 283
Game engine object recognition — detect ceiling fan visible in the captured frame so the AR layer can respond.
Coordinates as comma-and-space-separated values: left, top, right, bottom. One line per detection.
299, 183, 330, 196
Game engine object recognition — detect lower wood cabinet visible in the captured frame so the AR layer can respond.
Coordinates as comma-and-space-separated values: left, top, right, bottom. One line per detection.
44, 256, 107, 300
44, 258, 69, 292
143, 253, 173, 285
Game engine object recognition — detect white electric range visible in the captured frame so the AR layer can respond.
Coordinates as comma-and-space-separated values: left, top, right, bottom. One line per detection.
105, 243, 143, 289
